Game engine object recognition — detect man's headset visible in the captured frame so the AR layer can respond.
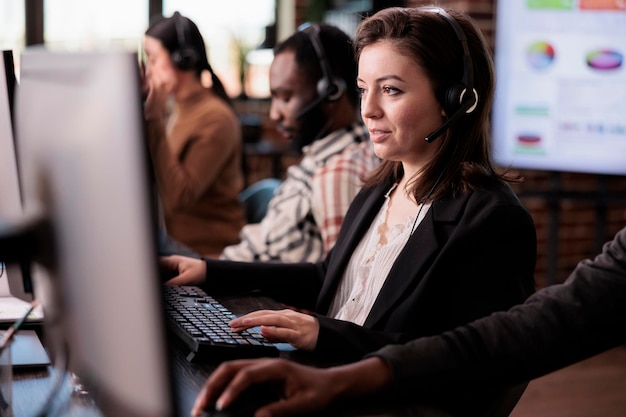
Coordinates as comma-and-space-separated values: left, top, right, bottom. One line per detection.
295, 23, 347, 120
421, 7, 479, 143
170, 11, 200, 71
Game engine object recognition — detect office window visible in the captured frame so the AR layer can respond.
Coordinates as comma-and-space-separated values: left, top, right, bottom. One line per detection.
0, 0, 25, 74
162, 0, 275, 97
44, 0, 149, 51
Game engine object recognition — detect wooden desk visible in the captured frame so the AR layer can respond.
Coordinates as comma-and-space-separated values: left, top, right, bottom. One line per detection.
10, 294, 441, 417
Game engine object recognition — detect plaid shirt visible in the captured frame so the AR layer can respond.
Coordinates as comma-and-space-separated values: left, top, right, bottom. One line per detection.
221, 123, 379, 263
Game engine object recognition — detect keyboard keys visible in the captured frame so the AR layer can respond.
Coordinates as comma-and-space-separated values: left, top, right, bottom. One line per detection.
162, 285, 279, 361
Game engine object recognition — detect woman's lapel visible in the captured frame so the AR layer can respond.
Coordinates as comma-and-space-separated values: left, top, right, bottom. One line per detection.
363, 192, 470, 328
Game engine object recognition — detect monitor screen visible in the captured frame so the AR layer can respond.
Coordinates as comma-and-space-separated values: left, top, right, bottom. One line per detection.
492, 1, 626, 175
0, 50, 21, 225
15, 49, 176, 417
0, 50, 35, 301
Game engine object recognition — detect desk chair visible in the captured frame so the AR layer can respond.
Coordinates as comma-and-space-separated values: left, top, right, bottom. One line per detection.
239, 178, 282, 224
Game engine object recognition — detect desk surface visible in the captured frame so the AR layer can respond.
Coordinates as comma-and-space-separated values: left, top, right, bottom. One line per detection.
11, 294, 438, 417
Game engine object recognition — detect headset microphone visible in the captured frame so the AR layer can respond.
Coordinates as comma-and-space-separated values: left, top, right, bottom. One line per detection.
425, 89, 477, 143
295, 93, 327, 120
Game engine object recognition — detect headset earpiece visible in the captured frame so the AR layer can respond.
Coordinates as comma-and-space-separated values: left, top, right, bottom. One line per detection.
443, 83, 478, 116
171, 11, 199, 71
421, 7, 479, 143
300, 23, 346, 103
317, 77, 346, 102
171, 47, 199, 71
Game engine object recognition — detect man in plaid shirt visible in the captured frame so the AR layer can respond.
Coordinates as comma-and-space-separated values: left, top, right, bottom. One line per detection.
221, 24, 379, 263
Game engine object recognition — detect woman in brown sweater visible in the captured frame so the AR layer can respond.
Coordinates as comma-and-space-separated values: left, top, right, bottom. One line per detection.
143, 11, 244, 257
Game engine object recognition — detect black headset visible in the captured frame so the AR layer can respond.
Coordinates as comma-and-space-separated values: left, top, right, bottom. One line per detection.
295, 23, 347, 119
170, 11, 200, 71
421, 7, 479, 143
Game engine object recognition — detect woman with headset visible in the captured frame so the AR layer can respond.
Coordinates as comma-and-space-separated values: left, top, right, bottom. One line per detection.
167, 7, 537, 416
143, 12, 245, 257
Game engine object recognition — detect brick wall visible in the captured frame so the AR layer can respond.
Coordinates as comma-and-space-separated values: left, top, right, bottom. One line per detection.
511, 171, 626, 288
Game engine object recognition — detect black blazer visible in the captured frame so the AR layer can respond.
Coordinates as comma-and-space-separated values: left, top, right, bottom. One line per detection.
204, 175, 537, 362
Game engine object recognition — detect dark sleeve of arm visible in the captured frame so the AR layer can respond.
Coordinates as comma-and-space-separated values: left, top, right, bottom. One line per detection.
372, 225, 626, 396
201, 258, 326, 310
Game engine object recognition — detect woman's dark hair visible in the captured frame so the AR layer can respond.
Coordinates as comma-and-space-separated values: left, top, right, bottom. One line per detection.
354, 7, 519, 202
145, 12, 232, 107
274, 23, 359, 107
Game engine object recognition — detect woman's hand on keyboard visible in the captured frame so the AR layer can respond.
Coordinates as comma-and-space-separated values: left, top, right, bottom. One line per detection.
160, 255, 206, 286
230, 309, 319, 351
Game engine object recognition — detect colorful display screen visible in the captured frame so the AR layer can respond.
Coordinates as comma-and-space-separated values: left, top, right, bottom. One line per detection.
492, 0, 626, 175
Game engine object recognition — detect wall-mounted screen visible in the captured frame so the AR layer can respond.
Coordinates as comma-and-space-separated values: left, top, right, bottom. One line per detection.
492, 0, 626, 175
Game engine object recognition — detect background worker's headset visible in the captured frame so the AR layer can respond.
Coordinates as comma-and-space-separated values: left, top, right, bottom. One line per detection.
295, 23, 347, 120
170, 11, 200, 71
421, 7, 479, 143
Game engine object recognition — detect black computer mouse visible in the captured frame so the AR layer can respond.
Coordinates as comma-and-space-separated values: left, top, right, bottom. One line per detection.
203, 383, 283, 417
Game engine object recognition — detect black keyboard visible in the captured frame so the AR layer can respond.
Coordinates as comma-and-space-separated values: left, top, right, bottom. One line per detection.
162, 285, 279, 362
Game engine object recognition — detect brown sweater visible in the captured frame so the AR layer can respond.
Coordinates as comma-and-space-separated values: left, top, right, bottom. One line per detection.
147, 84, 244, 256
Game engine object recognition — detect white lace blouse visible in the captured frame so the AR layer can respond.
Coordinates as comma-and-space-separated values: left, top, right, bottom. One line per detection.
327, 184, 431, 326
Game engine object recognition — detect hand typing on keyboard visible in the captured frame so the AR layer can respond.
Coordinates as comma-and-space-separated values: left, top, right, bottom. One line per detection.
229, 309, 320, 351
162, 285, 279, 361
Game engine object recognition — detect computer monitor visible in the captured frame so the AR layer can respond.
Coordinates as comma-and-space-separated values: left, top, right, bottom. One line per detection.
15, 49, 176, 417
0, 50, 36, 303
0, 50, 20, 234
491, 2, 626, 175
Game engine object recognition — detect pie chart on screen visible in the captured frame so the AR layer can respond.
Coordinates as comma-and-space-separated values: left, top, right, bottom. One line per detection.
527, 41, 555, 70
586, 49, 623, 70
